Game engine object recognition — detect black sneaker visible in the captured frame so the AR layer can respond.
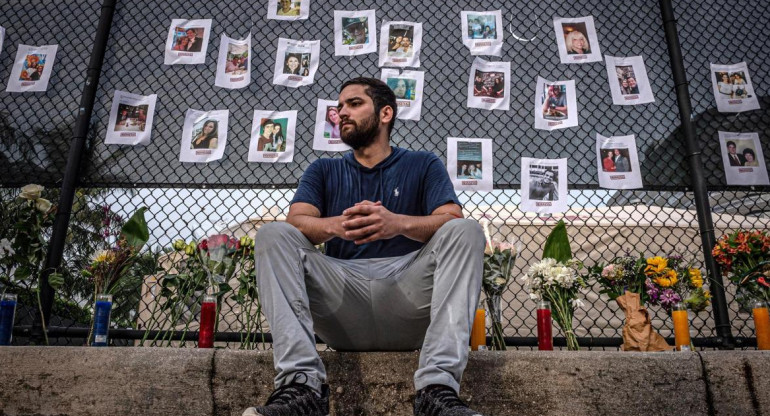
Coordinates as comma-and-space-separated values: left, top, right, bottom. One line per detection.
414, 384, 485, 416
242, 373, 329, 416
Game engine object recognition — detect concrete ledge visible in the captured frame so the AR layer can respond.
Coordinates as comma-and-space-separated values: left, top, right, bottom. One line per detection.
0, 347, 767, 415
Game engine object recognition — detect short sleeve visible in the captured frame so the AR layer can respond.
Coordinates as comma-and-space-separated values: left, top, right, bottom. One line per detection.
423, 154, 462, 214
291, 160, 325, 211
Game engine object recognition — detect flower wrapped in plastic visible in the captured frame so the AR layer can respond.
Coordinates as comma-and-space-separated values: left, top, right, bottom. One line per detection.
713, 230, 770, 305
480, 219, 519, 350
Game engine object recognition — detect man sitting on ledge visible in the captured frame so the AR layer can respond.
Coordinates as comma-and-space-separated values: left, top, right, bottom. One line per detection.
243, 77, 485, 416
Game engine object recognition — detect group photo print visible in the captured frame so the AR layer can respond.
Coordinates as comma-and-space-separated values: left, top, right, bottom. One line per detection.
473, 70, 504, 98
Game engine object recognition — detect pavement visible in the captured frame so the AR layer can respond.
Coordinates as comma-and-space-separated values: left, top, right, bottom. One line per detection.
0, 347, 767, 415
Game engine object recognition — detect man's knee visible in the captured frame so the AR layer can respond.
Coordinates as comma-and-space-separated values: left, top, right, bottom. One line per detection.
255, 221, 300, 245
437, 219, 485, 248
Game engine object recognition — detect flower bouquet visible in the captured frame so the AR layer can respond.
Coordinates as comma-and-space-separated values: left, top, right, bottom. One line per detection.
521, 221, 586, 351
712, 230, 770, 305
480, 219, 519, 350
643, 255, 711, 313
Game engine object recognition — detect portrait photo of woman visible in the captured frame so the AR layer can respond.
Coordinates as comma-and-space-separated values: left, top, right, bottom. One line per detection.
283, 53, 301, 75
191, 119, 219, 149
565, 29, 590, 55
324, 106, 341, 138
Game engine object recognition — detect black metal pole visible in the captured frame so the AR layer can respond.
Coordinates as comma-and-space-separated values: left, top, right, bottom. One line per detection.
659, 0, 734, 349
31, 0, 118, 343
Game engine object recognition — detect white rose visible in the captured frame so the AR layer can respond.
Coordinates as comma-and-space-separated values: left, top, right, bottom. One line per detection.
35, 198, 52, 213
19, 184, 44, 200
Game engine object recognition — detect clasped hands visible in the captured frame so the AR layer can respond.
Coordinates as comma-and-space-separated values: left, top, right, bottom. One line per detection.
339, 200, 401, 245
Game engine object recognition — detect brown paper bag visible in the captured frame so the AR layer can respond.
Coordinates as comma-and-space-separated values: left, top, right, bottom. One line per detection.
615, 291, 672, 352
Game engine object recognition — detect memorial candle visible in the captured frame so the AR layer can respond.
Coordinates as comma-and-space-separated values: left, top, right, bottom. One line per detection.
0, 293, 17, 346
753, 301, 770, 350
198, 295, 217, 348
470, 305, 486, 351
672, 302, 691, 351
91, 294, 113, 347
536, 300, 553, 351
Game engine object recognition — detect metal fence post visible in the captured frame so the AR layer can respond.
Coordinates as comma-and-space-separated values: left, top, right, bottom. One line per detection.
658, 0, 735, 349
31, 0, 118, 343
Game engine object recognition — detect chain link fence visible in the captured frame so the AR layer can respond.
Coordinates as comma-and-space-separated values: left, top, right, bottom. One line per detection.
0, 0, 768, 349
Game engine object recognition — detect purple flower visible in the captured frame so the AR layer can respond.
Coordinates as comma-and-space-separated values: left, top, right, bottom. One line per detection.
646, 278, 660, 303
659, 289, 682, 310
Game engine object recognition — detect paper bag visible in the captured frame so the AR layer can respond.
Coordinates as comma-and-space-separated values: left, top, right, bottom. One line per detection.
615, 291, 672, 352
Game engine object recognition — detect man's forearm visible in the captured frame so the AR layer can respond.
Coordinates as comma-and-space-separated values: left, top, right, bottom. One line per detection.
287, 215, 343, 245
397, 213, 457, 243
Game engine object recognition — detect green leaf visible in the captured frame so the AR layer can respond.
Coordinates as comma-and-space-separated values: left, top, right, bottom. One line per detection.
542, 220, 572, 263
121, 207, 150, 250
48, 272, 64, 290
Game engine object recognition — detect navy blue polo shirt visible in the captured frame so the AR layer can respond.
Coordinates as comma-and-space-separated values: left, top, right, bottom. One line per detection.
292, 147, 461, 259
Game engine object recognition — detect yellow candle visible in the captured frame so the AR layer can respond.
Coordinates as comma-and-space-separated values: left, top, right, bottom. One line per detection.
471, 309, 486, 351
752, 302, 770, 350
672, 303, 691, 351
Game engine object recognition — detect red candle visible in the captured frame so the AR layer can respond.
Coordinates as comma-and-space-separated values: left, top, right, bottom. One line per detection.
537, 301, 553, 351
198, 296, 217, 348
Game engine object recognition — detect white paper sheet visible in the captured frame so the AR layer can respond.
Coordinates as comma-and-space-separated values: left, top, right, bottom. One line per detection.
267, 0, 309, 20
312, 98, 350, 152
5, 44, 58, 93
467, 58, 510, 111
179, 109, 229, 163
520, 157, 568, 214
215, 34, 250, 89
378, 21, 422, 68
164, 19, 212, 65
273, 38, 320, 88
334, 10, 377, 56
710, 62, 761, 113
0, 27, 5, 58
719, 131, 769, 185
447, 138, 493, 192
605, 55, 655, 105
534, 77, 579, 131
381, 69, 424, 121
248, 110, 297, 163
105, 90, 158, 146
460, 10, 503, 56
553, 16, 602, 64
595, 133, 643, 189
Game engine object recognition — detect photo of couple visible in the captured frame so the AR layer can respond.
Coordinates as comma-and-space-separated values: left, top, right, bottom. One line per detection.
715, 71, 751, 99
172, 27, 204, 52
456, 141, 483, 180
387, 25, 414, 57
256, 118, 288, 152
114, 103, 148, 132
283, 52, 310, 76
725, 140, 760, 167
224, 43, 248, 75
457, 162, 483, 179
600, 148, 632, 172
542, 84, 568, 120
473, 70, 504, 98
19, 54, 46, 81
616, 66, 640, 95
466, 14, 496, 39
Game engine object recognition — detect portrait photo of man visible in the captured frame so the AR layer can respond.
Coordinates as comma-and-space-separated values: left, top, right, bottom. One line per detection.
528, 167, 559, 201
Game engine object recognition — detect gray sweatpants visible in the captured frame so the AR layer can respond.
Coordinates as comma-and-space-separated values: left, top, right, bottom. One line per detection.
254, 219, 484, 394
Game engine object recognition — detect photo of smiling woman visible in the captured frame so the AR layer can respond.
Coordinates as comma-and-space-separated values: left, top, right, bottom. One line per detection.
283, 53, 301, 75
191, 119, 219, 149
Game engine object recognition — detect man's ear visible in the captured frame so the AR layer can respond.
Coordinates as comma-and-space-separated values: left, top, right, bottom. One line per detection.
380, 105, 394, 125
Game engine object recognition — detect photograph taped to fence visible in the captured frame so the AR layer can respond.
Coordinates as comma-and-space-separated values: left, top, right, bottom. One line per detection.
467, 58, 510, 111
105, 90, 158, 146
249, 110, 296, 163
334, 10, 376, 56
164, 19, 212, 65
460, 10, 503, 56
553, 16, 602, 64
605, 55, 655, 105
215, 34, 250, 89
710, 62, 760, 113
719, 131, 769, 185
273, 38, 320, 87
595, 134, 643, 189
520, 157, 568, 214
267, 0, 309, 20
381, 68, 424, 121
534, 77, 578, 131
447, 137, 493, 191
6, 44, 58, 93
312, 98, 350, 152
379, 21, 422, 68
179, 109, 229, 163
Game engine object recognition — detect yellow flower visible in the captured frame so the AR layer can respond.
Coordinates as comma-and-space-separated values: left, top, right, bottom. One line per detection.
90, 249, 114, 264
654, 269, 678, 287
689, 268, 703, 288
645, 256, 668, 275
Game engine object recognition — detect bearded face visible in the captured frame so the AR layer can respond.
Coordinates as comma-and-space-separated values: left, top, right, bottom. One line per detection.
340, 110, 380, 150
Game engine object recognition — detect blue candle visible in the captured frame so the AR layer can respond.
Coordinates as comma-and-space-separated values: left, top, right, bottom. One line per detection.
0, 294, 18, 346
92, 295, 113, 347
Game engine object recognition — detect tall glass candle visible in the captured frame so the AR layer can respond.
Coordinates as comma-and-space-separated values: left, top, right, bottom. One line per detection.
753, 301, 770, 350
92, 294, 113, 347
470, 303, 486, 351
0, 293, 18, 346
198, 294, 217, 348
672, 302, 691, 351
537, 300, 553, 351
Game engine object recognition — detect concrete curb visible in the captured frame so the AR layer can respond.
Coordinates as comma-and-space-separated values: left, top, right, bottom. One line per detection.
0, 347, 767, 415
